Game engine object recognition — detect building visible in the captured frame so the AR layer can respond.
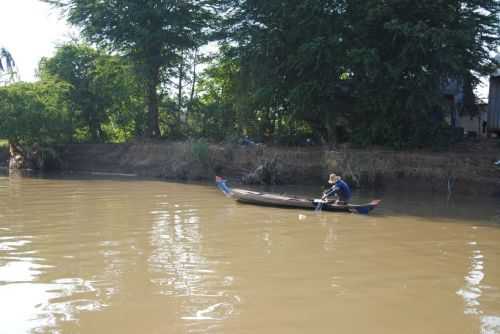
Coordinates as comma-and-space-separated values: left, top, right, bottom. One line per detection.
460, 102, 488, 138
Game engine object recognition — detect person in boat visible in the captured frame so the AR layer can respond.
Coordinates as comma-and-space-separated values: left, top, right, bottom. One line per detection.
322, 173, 352, 205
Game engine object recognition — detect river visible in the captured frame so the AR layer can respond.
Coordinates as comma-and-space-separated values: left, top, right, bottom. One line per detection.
0, 173, 499, 334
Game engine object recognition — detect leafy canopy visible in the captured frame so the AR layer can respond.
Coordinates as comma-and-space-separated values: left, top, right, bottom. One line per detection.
214, 0, 500, 146
0, 80, 73, 146
43, 0, 222, 138
38, 43, 144, 142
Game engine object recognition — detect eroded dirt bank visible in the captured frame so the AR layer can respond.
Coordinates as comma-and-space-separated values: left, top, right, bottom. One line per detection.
55, 142, 500, 196
0, 147, 8, 168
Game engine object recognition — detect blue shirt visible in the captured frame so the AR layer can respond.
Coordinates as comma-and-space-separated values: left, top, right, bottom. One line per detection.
325, 179, 352, 201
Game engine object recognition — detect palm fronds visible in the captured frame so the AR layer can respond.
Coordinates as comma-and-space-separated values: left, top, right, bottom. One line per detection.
0, 47, 19, 84
0, 47, 16, 72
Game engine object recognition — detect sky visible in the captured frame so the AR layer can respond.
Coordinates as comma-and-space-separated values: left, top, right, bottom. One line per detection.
0, 0, 77, 82
0, 0, 494, 99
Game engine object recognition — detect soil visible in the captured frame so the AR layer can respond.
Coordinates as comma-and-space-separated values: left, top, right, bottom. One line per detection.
3, 139, 499, 197
0, 147, 8, 168
56, 139, 500, 197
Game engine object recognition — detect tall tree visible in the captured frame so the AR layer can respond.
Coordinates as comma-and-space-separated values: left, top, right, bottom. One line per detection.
165, 47, 203, 138
39, 44, 104, 141
39, 43, 144, 142
193, 46, 241, 140
44, 0, 220, 138
219, 0, 500, 146
221, 0, 351, 142
343, 0, 500, 147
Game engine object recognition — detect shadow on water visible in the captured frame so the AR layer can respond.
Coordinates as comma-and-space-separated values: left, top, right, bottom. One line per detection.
248, 183, 500, 226
367, 188, 499, 225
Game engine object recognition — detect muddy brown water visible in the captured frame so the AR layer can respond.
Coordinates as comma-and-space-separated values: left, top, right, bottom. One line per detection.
0, 173, 499, 334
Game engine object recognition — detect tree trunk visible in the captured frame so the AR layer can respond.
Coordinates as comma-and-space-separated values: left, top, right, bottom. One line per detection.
178, 51, 184, 118
189, 49, 198, 112
89, 111, 101, 143
145, 75, 161, 138
8, 141, 25, 169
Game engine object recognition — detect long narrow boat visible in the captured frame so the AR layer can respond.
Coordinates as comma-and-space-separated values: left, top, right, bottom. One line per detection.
216, 178, 381, 214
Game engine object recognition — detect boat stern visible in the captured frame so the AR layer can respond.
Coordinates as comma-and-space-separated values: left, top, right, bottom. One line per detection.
352, 200, 381, 214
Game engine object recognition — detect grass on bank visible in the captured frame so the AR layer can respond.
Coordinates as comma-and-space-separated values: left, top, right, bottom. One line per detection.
0, 139, 8, 148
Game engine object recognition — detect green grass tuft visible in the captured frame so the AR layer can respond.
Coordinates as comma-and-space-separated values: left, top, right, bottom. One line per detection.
0, 139, 8, 148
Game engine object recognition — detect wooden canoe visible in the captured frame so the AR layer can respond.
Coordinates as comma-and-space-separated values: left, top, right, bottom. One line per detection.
216, 178, 380, 214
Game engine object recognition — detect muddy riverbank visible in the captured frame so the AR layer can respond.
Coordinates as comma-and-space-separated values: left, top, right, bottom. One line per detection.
52, 141, 500, 197
0, 146, 8, 168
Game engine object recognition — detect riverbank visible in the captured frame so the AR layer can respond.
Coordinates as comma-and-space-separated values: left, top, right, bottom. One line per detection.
53, 141, 500, 197
0, 146, 8, 168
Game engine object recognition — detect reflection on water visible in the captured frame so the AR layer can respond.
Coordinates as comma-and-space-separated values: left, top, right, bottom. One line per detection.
457, 237, 500, 334
0, 174, 499, 334
0, 232, 104, 334
457, 241, 485, 315
148, 204, 238, 325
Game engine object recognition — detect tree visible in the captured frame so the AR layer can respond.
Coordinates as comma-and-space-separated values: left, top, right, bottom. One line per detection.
44, 0, 221, 138
343, 0, 500, 147
0, 80, 73, 146
38, 43, 145, 142
216, 0, 352, 142
194, 46, 241, 140
162, 47, 207, 139
217, 0, 500, 147
39, 44, 104, 141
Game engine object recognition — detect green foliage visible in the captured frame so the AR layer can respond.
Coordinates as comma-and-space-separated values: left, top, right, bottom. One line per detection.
39, 43, 145, 143
0, 139, 7, 148
6, 0, 497, 149
39, 44, 104, 141
217, 0, 354, 142
197, 0, 500, 147
193, 47, 241, 140
343, 0, 500, 147
45, 0, 222, 138
0, 80, 73, 146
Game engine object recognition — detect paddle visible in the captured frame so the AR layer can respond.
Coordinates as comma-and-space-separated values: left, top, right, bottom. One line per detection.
315, 195, 326, 212
316, 185, 334, 211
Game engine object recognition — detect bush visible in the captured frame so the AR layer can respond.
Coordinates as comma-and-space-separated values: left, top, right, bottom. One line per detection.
0, 81, 73, 146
